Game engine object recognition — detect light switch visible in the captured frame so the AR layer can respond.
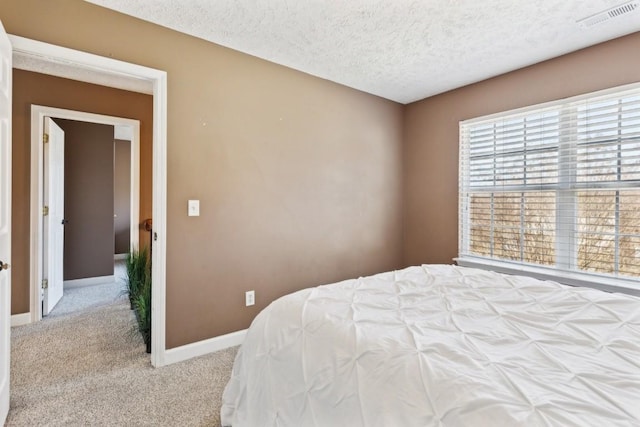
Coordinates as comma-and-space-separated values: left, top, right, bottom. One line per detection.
188, 200, 200, 217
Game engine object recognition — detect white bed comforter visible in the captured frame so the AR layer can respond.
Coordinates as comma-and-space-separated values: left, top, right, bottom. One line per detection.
221, 265, 640, 426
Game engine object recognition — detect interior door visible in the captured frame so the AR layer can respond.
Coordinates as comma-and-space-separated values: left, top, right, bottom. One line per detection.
42, 117, 65, 315
0, 19, 12, 426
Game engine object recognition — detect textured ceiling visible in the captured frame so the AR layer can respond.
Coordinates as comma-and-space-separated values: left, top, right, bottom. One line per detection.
85, 0, 640, 104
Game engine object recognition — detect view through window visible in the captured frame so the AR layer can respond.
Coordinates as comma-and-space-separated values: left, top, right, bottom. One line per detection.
459, 84, 640, 281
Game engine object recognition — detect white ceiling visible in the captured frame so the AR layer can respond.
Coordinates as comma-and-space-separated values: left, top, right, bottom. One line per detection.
85, 0, 640, 104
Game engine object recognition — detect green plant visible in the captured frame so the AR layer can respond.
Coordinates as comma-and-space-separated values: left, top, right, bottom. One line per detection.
125, 246, 149, 309
133, 273, 152, 353
124, 246, 152, 353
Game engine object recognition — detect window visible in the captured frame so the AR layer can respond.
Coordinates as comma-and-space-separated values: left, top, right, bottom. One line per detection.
459, 84, 640, 287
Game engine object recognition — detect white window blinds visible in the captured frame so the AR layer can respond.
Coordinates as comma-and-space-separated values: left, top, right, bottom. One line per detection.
459, 84, 640, 282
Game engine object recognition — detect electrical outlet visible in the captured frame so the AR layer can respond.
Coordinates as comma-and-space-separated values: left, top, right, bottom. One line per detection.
245, 290, 255, 307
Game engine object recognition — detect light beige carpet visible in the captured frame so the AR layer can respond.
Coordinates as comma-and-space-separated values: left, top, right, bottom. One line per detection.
8, 297, 237, 426
46, 261, 127, 318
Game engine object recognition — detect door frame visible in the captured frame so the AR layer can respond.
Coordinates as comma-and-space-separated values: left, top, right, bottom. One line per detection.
31, 106, 141, 318
0, 19, 12, 426
11, 35, 168, 367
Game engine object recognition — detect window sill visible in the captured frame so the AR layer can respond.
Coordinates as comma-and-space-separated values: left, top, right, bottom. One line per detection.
454, 256, 640, 297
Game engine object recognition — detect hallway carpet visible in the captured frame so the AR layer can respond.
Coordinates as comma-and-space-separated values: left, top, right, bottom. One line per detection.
47, 260, 127, 318
8, 297, 237, 426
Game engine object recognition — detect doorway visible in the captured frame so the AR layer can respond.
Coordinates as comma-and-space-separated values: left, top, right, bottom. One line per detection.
11, 35, 168, 366
31, 107, 141, 317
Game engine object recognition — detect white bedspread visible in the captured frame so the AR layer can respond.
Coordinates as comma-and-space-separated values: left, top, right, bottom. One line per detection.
221, 265, 640, 426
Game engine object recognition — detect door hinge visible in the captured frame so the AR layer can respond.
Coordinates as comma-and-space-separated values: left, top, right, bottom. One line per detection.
42, 279, 48, 289
43, 206, 49, 216
43, 133, 49, 143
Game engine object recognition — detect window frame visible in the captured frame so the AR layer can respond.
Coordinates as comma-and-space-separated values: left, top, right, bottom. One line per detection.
458, 82, 640, 295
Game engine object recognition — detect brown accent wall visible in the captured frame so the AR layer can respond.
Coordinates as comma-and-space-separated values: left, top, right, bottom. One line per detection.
403, 32, 640, 266
10, 69, 153, 314
55, 119, 114, 280
1, 0, 404, 347
114, 139, 131, 255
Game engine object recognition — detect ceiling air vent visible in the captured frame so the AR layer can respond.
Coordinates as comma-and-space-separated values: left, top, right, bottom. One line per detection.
577, 1, 639, 28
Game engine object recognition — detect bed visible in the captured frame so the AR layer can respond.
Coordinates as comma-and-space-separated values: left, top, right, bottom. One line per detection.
221, 264, 640, 426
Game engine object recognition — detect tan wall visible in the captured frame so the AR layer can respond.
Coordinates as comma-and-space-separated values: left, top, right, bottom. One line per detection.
114, 139, 131, 255
403, 32, 640, 266
1, 0, 404, 348
10, 69, 153, 314
55, 119, 115, 280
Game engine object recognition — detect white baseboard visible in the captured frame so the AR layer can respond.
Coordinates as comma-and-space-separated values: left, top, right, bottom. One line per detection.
114, 253, 127, 260
162, 329, 246, 366
64, 275, 115, 289
11, 312, 31, 327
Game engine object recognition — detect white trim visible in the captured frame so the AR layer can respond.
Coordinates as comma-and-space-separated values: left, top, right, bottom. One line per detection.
150, 71, 168, 367
455, 257, 640, 296
163, 329, 246, 366
11, 35, 168, 367
114, 253, 127, 261
63, 275, 115, 289
10, 313, 31, 328
11, 36, 154, 94
30, 106, 140, 322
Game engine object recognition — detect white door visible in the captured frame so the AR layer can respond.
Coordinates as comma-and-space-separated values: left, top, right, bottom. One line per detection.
0, 19, 12, 426
42, 118, 64, 315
